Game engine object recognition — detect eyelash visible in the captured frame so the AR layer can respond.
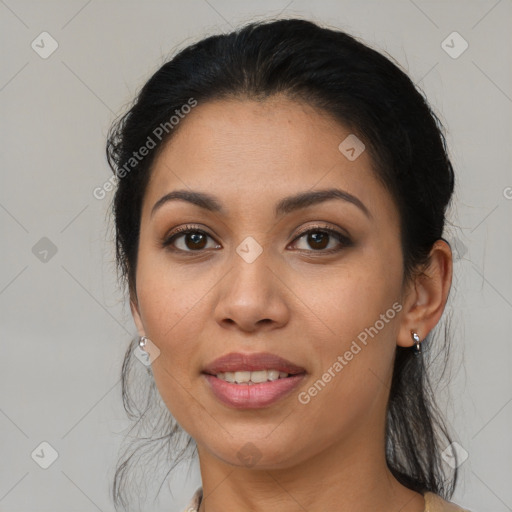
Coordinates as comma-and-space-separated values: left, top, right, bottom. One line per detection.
162, 224, 352, 255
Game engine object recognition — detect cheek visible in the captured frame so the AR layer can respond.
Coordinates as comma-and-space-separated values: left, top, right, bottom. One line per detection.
135, 241, 214, 342
295, 276, 400, 443
133, 257, 203, 391
136, 277, 207, 421
295, 251, 402, 408
296, 253, 401, 352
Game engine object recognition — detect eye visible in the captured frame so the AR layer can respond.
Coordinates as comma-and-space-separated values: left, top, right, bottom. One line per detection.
162, 225, 220, 252
290, 225, 352, 253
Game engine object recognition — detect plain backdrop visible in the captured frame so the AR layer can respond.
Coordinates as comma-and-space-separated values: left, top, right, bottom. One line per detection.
1, 1, 511, 511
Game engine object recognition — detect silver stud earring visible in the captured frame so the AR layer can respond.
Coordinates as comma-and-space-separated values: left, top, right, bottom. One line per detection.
411, 331, 422, 354
139, 335, 148, 351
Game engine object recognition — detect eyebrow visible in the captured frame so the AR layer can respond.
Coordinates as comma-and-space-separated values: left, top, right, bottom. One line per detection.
150, 188, 371, 219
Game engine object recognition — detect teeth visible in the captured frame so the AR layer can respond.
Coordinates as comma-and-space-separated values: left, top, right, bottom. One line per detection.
215, 369, 290, 384
224, 372, 236, 383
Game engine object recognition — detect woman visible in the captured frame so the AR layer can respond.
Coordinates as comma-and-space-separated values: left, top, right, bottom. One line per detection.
106, 18, 472, 512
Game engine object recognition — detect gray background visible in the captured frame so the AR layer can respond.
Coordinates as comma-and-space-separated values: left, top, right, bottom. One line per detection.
1, 1, 511, 511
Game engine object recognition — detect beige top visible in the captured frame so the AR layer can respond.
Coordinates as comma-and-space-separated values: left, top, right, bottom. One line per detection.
181, 487, 472, 512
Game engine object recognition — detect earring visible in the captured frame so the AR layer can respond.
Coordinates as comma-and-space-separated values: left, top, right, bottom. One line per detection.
139, 335, 148, 351
411, 331, 422, 354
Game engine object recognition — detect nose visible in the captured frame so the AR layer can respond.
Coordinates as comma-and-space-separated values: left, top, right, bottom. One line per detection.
213, 248, 290, 334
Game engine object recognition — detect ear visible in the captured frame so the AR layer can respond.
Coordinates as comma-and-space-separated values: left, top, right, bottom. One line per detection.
397, 239, 453, 348
130, 291, 146, 338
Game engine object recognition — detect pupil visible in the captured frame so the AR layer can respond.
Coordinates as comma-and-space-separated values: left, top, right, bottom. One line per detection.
309, 232, 328, 250
187, 232, 206, 249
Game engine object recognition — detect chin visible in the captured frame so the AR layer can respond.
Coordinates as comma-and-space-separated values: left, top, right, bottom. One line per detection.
209, 437, 304, 470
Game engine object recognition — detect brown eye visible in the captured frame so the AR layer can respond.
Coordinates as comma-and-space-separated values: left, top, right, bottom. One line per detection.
180, 231, 208, 250
306, 231, 329, 250
291, 226, 352, 253
162, 226, 220, 252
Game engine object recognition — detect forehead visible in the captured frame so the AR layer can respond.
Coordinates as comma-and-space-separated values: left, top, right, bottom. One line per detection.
143, 96, 395, 222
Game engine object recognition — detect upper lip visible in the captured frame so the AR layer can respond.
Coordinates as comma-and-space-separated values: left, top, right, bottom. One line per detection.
203, 352, 306, 375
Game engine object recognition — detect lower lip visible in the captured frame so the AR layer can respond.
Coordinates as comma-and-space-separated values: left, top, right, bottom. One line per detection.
203, 373, 306, 409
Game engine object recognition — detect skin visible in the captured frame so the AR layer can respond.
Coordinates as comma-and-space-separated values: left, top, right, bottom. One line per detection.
130, 95, 453, 512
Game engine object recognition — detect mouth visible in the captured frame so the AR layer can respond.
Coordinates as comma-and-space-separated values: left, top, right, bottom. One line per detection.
202, 352, 307, 409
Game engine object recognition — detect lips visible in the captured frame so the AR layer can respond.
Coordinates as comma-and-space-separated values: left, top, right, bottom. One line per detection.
203, 373, 306, 409
202, 352, 306, 375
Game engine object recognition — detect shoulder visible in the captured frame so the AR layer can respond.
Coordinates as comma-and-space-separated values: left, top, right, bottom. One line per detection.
424, 491, 473, 512
181, 486, 202, 512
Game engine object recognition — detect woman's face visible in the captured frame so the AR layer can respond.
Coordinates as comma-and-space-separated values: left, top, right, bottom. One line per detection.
131, 95, 409, 469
